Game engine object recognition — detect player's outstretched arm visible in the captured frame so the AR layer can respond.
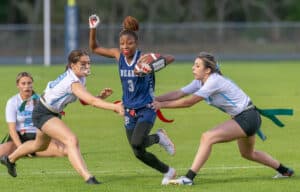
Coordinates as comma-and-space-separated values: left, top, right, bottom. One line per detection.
72, 82, 124, 115
155, 90, 187, 102
152, 95, 203, 110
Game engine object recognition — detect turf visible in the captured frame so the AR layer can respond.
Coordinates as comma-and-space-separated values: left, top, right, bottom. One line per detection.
0, 61, 299, 192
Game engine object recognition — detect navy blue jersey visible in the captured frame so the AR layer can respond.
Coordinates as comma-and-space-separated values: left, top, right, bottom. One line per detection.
119, 50, 155, 109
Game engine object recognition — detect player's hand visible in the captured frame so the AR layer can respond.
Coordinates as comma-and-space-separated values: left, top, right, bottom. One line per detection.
134, 62, 152, 77
89, 14, 100, 29
98, 88, 113, 99
151, 101, 162, 111
114, 102, 124, 116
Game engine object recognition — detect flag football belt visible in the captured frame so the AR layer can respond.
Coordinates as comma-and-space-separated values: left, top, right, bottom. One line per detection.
232, 101, 293, 141
233, 101, 255, 118
123, 103, 174, 123
256, 106, 293, 141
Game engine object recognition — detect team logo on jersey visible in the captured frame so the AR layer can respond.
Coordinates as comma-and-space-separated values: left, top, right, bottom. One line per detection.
120, 69, 135, 77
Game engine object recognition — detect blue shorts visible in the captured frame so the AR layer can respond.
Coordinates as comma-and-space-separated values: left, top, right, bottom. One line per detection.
124, 106, 156, 129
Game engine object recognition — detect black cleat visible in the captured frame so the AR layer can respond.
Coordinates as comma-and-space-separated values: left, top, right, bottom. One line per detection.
273, 168, 294, 179
86, 176, 101, 184
0, 156, 17, 177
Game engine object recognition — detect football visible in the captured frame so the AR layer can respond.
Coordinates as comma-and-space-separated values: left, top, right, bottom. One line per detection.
134, 53, 161, 76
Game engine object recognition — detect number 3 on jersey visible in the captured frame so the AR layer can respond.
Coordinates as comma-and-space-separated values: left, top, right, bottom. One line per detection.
128, 79, 134, 92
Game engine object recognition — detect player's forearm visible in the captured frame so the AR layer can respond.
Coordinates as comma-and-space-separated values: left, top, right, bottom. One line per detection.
160, 98, 193, 108
91, 97, 117, 111
155, 90, 186, 102
89, 29, 98, 51
9, 130, 22, 147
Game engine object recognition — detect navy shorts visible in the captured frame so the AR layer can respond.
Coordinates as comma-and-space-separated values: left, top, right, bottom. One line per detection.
7, 132, 36, 143
233, 108, 261, 136
124, 106, 156, 130
32, 101, 61, 130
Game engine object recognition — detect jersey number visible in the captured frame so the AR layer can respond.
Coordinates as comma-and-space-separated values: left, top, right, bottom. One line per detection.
128, 80, 134, 92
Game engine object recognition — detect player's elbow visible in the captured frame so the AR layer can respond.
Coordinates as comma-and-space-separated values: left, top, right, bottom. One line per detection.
89, 44, 98, 53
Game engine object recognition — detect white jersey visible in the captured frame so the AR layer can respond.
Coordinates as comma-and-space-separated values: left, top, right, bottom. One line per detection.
181, 73, 251, 116
5, 94, 37, 133
41, 69, 86, 113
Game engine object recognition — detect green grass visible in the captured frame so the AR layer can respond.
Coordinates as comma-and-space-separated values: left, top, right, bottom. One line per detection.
0, 61, 299, 192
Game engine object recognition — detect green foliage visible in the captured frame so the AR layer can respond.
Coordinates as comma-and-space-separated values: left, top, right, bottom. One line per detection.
0, 62, 299, 191
1, 0, 300, 24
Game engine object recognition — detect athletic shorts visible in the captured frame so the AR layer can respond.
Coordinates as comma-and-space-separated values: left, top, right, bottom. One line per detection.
124, 106, 156, 129
233, 108, 261, 136
32, 101, 61, 130
7, 132, 36, 143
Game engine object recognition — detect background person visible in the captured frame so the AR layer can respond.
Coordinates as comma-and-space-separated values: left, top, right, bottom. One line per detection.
1, 72, 66, 158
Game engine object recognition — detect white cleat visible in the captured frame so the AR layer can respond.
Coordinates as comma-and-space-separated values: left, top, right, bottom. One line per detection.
161, 167, 176, 185
157, 129, 175, 155
168, 176, 194, 186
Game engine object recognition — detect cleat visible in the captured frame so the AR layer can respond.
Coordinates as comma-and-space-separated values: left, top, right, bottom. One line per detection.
273, 168, 294, 179
86, 176, 101, 184
156, 129, 175, 155
0, 156, 17, 177
161, 167, 176, 185
168, 176, 194, 186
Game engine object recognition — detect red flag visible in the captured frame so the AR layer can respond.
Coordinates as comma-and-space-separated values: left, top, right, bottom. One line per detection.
157, 109, 174, 123
79, 99, 88, 105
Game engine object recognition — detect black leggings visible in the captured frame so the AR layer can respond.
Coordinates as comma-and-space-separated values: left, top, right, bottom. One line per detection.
126, 122, 169, 173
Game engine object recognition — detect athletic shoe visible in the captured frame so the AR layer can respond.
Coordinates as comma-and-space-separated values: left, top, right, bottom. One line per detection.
272, 168, 294, 179
161, 167, 176, 185
156, 129, 175, 155
86, 176, 101, 184
0, 156, 17, 177
168, 176, 194, 185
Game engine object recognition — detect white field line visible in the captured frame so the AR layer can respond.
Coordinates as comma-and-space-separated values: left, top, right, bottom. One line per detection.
0, 165, 295, 176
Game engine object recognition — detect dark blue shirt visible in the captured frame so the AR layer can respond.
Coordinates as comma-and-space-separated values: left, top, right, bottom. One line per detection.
118, 50, 155, 109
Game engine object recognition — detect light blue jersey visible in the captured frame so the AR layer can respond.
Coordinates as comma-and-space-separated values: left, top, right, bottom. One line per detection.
181, 73, 250, 116
41, 69, 86, 113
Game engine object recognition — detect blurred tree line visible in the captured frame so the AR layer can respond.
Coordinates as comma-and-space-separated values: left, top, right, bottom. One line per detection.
1, 0, 300, 24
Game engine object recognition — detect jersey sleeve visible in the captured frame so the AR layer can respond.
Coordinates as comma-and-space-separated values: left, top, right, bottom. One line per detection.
68, 72, 85, 93
194, 75, 220, 99
5, 98, 17, 123
180, 80, 202, 94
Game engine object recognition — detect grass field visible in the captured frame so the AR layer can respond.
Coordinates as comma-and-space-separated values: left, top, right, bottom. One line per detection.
0, 61, 299, 192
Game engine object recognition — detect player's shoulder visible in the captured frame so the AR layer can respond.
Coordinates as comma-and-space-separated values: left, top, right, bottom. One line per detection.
6, 93, 20, 108
7, 94, 20, 103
